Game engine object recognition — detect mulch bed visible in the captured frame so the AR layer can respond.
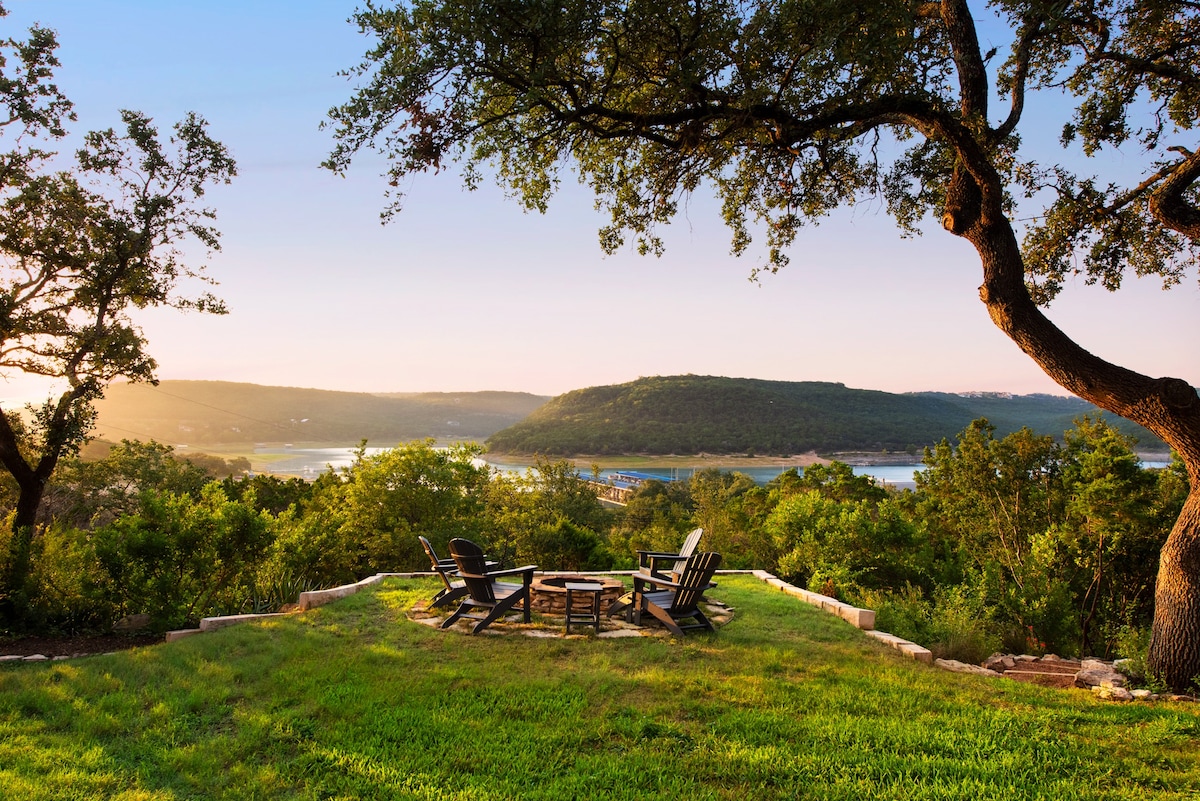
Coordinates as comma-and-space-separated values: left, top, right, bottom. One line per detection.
0, 633, 163, 658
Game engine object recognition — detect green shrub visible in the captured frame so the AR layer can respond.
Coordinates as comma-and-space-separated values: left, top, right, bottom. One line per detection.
861, 584, 932, 646
926, 584, 1002, 664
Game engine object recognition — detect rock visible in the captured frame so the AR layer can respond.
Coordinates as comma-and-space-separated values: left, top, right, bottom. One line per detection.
22, 654, 48, 661
113, 613, 152, 632
983, 655, 1017, 671
1168, 694, 1196, 703
936, 658, 1002, 677
1131, 689, 1156, 701
598, 628, 645, 638
1075, 667, 1127, 689
1095, 685, 1134, 702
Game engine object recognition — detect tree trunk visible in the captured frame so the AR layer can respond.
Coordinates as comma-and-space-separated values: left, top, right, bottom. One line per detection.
1, 476, 48, 626
1148, 489, 1200, 690
954, 174, 1200, 690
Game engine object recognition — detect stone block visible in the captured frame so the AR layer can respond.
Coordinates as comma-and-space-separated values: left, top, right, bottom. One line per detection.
898, 642, 933, 663
165, 628, 203, 642
199, 613, 285, 632
839, 606, 876, 630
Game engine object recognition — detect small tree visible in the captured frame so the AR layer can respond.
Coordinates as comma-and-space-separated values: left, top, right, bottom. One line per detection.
328, 0, 1200, 688
0, 10, 235, 622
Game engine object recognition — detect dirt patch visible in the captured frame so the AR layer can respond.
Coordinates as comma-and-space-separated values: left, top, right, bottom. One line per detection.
0, 633, 163, 658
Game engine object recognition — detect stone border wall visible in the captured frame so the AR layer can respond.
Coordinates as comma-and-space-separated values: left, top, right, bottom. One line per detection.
749, 570, 932, 663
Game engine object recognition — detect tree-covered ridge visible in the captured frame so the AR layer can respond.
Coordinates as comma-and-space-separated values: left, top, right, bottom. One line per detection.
92, 381, 548, 445
485, 376, 1165, 455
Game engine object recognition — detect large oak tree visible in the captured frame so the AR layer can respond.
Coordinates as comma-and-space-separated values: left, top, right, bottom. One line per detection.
0, 7, 235, 622
326, 0, 1200, 687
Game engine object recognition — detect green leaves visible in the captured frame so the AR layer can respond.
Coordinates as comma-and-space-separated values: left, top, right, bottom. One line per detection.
0, 14, 236, 622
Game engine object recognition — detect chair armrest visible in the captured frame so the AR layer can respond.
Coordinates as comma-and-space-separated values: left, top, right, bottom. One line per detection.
484, 565, 538, 579
636, 550, 685, 562
631, 570, 681, 590
631, 570, 717, 593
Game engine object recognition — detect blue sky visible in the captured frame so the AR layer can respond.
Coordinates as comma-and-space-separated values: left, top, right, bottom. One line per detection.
3, 0, 1197, 403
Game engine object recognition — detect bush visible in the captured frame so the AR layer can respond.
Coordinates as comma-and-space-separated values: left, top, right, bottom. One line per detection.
91, 485, 274, 630
863, 583, 1000, 665
926, 584, 1002, 664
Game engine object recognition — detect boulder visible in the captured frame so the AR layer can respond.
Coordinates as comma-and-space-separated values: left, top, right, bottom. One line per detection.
1075, 666, 1127, 689
936, 658, 1002, 677
113, 613, 152, 632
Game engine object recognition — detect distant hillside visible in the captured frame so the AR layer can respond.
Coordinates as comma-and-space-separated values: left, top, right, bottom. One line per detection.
92, 381, 549, 446
913, 391, 1165, 446
484, 376, 1167, 456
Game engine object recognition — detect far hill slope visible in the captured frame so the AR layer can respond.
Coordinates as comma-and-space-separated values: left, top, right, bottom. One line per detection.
485, 375, 1166, 455
92, 381, 548, 446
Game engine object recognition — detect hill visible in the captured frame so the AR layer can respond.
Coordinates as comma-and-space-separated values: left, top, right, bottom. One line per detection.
484, 375, 1167, 455
91, 381, 549, 446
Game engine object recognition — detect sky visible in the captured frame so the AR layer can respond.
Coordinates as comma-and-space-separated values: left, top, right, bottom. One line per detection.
2, 0, 1197, 405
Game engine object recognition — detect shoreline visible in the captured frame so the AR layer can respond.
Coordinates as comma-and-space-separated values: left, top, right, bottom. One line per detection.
488, 451, 833, 471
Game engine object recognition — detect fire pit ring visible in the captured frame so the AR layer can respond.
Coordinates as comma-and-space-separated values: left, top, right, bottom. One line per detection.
530, 575, 626, 615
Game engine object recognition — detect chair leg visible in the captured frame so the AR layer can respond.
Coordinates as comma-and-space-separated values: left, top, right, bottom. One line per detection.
642, 602, 685, 636
441, 601, 471, 629
690, 608, 714, 632
607, 593, 634, 621
468, 591, 526, 635
430, 585, 468, 609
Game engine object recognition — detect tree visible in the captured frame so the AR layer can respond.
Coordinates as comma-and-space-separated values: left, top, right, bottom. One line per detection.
337, 439, 490, 573
484, 458, 613, 569
42, 439, 212, 529
328, 0, 1200, 688
0, 9, 235, 622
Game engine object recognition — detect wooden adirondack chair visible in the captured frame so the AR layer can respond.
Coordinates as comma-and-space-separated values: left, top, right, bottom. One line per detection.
418, 535, 469, 609
638, 527, 703, 581
608, 528, 703, 620
629, 551, 722, 636
440, 538, 537, 634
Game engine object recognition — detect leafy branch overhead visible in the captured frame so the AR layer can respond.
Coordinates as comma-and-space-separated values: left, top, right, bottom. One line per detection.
327, 0, 1198, 291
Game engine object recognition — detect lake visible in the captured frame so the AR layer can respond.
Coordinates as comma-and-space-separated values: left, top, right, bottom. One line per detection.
255, 447, 915, 488
254, 446, 1171, 489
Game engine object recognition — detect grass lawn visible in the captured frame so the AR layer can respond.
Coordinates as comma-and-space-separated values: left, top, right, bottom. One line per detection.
2, 575, 1198, 800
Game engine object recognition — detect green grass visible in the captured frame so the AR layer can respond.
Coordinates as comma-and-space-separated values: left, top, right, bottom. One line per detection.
2, 576, 1198, 799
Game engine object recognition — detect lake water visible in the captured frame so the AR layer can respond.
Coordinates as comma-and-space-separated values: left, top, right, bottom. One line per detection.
255, 446, 1171, 488
256, 448, 901, 488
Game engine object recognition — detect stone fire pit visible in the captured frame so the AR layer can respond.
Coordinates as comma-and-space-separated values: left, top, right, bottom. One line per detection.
529, 575, 626, 615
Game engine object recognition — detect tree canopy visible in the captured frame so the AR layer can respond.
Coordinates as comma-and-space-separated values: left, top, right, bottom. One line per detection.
329, 0, 1200, 688
0, 6, 235, 622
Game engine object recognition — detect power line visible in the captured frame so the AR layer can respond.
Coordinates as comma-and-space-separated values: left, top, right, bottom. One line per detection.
141, 385, 303, 434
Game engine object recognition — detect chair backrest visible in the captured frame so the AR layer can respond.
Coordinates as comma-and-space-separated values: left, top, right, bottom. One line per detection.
420, 535, 456, 591
672, 528, 704, 576
419, 535, 442, 569
449, 538, 498, 603
669, 551, 721, 614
